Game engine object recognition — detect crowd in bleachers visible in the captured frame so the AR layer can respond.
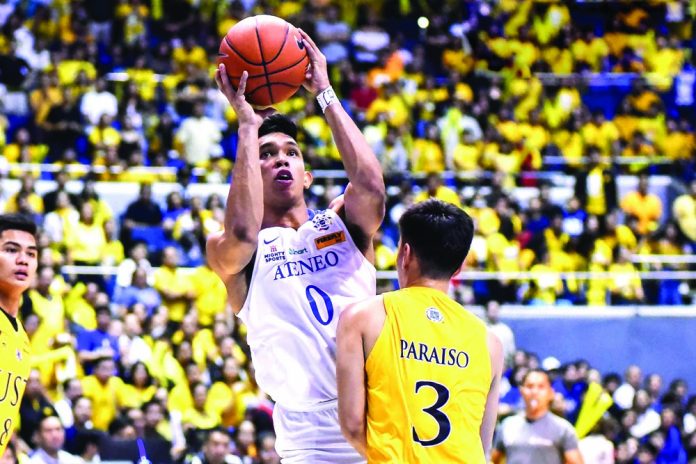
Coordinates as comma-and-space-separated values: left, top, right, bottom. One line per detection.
0, 0, 696, 462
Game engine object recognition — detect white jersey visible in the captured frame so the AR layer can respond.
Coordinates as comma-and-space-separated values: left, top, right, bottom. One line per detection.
238, 209, 376, 411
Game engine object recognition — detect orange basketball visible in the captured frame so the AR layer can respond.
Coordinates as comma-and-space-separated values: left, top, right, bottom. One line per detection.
217, 15, 309, 107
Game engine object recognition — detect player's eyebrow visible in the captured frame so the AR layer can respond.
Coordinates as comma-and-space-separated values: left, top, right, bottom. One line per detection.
2, 241, 38, 251
260, 140, 300, 152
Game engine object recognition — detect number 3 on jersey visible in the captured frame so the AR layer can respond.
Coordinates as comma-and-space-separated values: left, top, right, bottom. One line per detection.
305, 285, 334, 325
412, 380, 451, 447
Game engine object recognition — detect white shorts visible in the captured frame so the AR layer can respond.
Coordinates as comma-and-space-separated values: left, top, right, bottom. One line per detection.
273, 402, 366, 464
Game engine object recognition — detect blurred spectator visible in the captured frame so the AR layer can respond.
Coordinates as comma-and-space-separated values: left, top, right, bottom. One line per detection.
153, 246, 193, 328
19, 369, 58, 447
492, 369, 583, 464
81, 356, 126, 431
27, 415, 83, 464
256, 431, 280, 464
175, 101, 221, 168
615, 365, 644, 410
54, 378, 83, 428
315, 5, 351, 65
672, 179, 696, 249
620, 174, 663, 235
186, 428, 242, 464
484, 300, 516, 369
414, 172, 461, 208
77, 306, 119, 371
114, 268, 161, 316
120, 183, 163, 248
80, 78, 118, 127
630, 389, 661, 439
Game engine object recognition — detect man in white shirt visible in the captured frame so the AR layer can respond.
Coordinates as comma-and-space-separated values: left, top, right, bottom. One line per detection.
175, 101, 222, 166
613, 365, 643, 410
80, 78, 118, 127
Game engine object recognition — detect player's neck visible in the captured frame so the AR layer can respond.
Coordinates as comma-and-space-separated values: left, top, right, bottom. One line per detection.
263, 202, 309, 229
0, 292, 21, 318
405, 277, 450, 295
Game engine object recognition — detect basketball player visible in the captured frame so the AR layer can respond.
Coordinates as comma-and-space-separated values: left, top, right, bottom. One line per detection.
336, 199, 503, 462
208, 29, 385, 463
0, 214, 38, 454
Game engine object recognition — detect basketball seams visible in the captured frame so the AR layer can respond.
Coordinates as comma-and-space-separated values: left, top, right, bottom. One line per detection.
226, 54, 308, 81
254, 17, 273, 104
223, 36, 264, 67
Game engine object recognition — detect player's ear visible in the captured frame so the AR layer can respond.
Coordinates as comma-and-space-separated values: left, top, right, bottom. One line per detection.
303, 171, 313, 189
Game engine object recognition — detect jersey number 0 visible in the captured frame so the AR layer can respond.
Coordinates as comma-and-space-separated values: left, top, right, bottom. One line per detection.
305, 285, 334, 325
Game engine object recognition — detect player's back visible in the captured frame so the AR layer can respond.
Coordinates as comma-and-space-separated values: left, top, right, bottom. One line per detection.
365, 286, 491, 463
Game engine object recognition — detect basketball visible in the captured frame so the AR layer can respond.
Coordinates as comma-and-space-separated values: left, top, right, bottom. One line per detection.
217, 15, 309, 107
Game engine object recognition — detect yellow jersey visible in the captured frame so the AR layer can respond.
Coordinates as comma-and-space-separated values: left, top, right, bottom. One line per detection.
0, 310, 31, 454
365, 287, 491, 463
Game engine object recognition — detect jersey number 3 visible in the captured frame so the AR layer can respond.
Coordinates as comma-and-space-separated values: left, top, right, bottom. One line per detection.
412, 380, 451, 447
305, 285, 334, 325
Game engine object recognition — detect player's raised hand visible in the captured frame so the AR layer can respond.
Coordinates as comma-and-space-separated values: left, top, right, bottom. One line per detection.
215, 66, 271, 127
297, 28, 330, 95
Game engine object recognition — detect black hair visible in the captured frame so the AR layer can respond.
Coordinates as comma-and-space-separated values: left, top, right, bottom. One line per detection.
0, 213, 37, 238
522, 368, 552, 385
258, 114, 298, 140
398, 199, 474, 280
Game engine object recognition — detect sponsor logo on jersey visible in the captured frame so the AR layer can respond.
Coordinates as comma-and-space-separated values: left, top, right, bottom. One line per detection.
273, 250, 339, 280
264, 250, 286, 263
425, 307, 444, 323
288, 247, 308, 255
315, 231, 346, 250
263, 236, 279, 245
312, 211, 333, 231
400, 339, 470, 368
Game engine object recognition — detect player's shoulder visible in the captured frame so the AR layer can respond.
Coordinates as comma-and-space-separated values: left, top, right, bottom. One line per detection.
340, 295, 384, 326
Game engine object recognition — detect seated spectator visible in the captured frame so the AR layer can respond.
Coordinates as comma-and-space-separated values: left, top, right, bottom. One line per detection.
673, 179, 696, 249
620, 174, 662, 235
64, 396, 96, 454
27, 415, 83, 464
80, 78, 118, 127
119, 361, 157, 409
53, 378, 83, 428
77, 306, 119, 371
19, 369, 58, 447
186, 428, 242, 464
414, 172, 461, 208
81, 357, 127, 431
608, 247, 645, 305
181, 382, 219, 431
114, 268, 161, 316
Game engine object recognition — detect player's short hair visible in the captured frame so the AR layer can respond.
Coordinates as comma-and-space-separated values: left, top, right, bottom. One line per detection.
398, 199, 474, 280
258, 114, 298, 140
0, 213, 37, 238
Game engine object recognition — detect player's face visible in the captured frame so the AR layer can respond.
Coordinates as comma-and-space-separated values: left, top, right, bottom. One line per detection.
258, 133, 312, 205
0, 230, 38, 294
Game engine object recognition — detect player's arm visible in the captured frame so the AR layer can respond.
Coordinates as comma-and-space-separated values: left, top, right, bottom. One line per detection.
336, 299, 374, 457
298, 29, 385, 251
206, 68, 266, 312
481, 329, 504, 459
564, 449, 585, 464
